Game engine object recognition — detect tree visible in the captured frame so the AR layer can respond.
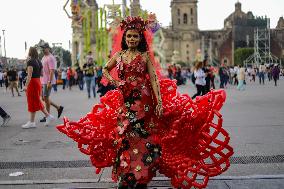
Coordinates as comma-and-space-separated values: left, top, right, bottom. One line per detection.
234, 48, 254, 66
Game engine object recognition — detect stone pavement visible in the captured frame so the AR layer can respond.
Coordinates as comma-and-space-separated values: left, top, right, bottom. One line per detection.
0, 78, 284, 188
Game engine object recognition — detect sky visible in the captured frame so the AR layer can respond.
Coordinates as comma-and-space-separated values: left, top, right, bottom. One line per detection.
0, 0, 283, 59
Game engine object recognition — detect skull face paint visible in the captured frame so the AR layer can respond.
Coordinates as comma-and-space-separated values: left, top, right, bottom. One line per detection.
125, 29, 141, 49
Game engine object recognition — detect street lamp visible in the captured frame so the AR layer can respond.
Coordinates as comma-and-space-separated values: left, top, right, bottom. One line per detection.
2, 30, 6, 58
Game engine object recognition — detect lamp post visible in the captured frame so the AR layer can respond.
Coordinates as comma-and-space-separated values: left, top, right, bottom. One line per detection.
2, 30, 6, 58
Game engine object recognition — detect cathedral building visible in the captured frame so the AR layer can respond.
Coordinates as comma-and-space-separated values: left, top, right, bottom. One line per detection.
161, 0, 284, 66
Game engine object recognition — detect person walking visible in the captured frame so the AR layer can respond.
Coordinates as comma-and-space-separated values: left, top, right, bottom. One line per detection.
219, 64, 226, 88
39, 43, 64, 123
237, 66, 246, 91
0, 106, 11, 127
0, 70, 4, 87
61, 69, 67, 90
209, 65, 216, 89
272, 64, 280, 86
22, 47, 55, 128
18, 69, 23, 90
203, 59, 211, 94
192, 61, 206, 99
4, 69, 9, 92
76, 67, 84, 90
251, 67, 256, 82
7, 67, 21, 97
21, 69, 27, 87
83, 56, 96, 99
233, 66, 239, 85
259, 64, 265, 85
67, 67, 74, 90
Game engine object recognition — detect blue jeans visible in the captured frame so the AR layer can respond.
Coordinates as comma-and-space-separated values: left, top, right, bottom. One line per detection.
62, 79, 66, 90
52, 84, 57, 92
259, 72, 265, 84
84, 76, 96, 98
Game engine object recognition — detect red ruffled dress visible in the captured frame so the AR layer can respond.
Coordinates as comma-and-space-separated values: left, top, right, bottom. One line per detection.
57, 54, 233, 189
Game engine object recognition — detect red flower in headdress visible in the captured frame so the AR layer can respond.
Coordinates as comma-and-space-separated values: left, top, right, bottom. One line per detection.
120, 16, 148, 32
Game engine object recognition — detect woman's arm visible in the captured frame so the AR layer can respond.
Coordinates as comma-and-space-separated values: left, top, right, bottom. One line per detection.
24, 66, 33, 89
102, 52, 121, 86
145, 53, 163, 116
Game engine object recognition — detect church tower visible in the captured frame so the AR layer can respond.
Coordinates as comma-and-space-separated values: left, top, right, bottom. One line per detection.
171, 0, 198, 31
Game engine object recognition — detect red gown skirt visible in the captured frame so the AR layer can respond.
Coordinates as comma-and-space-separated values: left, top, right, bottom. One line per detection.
26, 78, 44, 112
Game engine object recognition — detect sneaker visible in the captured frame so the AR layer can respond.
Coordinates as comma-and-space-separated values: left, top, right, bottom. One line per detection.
40, 117, 46, 122
1, 115, 11, 127
21, 121, 36, 129
44, 115, 55, 126
57, 106, 64, 118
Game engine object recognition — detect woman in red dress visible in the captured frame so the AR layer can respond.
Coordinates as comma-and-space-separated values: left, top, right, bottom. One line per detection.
57, 17, 233, 189
22, 47, 55, 129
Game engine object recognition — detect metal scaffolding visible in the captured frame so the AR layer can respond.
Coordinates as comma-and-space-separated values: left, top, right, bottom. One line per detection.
244, 18, 281, 67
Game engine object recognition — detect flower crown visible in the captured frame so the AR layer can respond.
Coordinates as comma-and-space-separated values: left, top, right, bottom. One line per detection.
120, 16, 148, 32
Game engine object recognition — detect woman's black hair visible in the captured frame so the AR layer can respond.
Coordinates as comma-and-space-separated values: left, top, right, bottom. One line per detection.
121, 29, 148, 52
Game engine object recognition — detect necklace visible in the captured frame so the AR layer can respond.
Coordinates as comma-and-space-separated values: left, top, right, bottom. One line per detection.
124, 49, 139, 65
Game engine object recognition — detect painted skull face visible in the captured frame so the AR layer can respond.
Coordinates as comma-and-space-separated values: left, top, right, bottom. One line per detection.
125, 29, 141, 49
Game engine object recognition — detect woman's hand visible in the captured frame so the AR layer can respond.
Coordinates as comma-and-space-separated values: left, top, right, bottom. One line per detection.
23, 86, 27, 91
111, 80, 125, 87
155, 101, 163, 117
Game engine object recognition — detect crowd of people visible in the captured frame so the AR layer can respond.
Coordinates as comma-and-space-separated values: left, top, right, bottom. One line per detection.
0, 45, 283, 128
0, 45, 106, 128
167, 61, 282, 99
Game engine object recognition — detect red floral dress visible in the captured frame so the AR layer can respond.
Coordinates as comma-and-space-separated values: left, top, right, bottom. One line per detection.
57, 53, 233, 189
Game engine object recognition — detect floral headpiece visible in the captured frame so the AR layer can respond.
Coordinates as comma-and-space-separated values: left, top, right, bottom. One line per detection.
120, 16, 148, 32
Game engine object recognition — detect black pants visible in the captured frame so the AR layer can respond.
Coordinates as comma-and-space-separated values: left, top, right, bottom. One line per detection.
192, 84, 205, 99
210, 76, 215, 89
19, 79, 23, 89
62, 79, 66, 89
273, 77, 278, 86
0, 107, 8, 118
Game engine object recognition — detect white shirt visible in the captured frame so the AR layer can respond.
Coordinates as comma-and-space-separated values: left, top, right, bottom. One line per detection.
18, 71, 22, 79
259, 65, 266, 72
61, 71, 67, 80
194, 69, 206, 86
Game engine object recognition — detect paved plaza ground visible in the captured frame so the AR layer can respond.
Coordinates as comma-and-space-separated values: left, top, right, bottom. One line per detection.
0, 78, 284, 189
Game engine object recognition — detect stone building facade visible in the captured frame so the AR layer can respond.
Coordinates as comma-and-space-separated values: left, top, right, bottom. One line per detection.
71, 0, 98, 67
161, 0, 284, 66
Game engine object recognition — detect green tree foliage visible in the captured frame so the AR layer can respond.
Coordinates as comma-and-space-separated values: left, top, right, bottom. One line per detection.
234, 48, 254, 66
